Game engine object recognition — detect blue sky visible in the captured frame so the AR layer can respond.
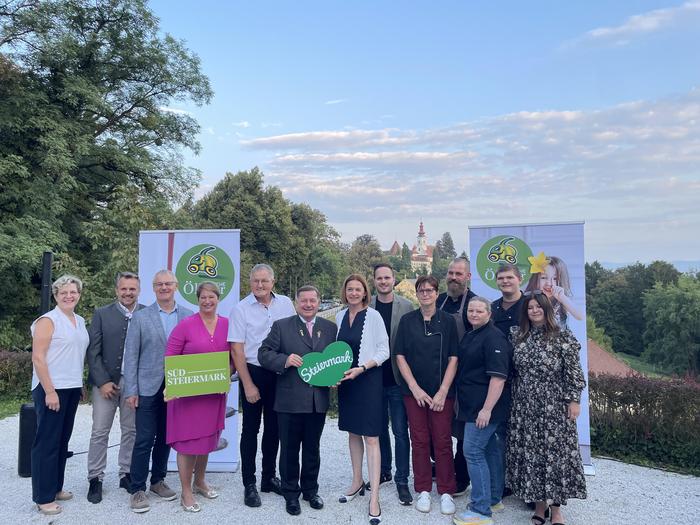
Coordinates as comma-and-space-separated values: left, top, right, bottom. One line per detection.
150, 1, 700, 262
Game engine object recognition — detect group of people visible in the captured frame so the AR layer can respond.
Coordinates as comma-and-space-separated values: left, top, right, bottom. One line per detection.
30, 257, 587, 525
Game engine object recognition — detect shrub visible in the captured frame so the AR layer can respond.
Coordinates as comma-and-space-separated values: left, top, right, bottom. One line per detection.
589, 373, 700, 475
0, 349, 33, 398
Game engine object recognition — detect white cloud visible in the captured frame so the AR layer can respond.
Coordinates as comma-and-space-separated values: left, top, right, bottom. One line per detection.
159, 106, 191, 115
575, 1, 700, 46
324, 98, 347, 105
248, 90, 700, 261
232, 120, 250, 128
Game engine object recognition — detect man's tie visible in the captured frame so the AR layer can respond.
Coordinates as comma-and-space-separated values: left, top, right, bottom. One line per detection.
306, 321, 313, 338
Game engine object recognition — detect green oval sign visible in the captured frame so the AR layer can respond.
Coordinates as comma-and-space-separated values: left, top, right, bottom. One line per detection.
175, 243, 235, 305
298, 341, 353, 387
476, 235, 533, 289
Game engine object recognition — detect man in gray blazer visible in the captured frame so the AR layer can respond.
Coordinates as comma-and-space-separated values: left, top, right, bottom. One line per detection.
123, 270, 193, 513
86, 272, 144, 503
370, 263, 416, 505
258, 285, 336, 516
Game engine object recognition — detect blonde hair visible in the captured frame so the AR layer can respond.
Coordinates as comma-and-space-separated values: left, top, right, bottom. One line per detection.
52, 275, 83, 296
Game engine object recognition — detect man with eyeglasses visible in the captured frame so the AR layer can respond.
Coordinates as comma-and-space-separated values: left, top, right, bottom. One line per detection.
123, 270, 193, 513
228, 264, 295, 507
86, 272, 144, 504
369, 263, 415, 505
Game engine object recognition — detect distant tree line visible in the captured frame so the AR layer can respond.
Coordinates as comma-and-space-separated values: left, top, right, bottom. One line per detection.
586, 261, 700, 377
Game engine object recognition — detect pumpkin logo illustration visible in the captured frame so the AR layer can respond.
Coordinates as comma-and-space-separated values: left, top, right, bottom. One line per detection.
487, 237, 518, 264
187, 246, 219, 277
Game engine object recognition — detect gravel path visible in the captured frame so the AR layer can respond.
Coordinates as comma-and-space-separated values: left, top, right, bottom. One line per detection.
1, 405, 698, 524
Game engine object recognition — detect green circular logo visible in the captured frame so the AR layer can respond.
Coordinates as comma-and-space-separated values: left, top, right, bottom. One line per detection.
175, 244, 235, 305
476, 235, 533, 289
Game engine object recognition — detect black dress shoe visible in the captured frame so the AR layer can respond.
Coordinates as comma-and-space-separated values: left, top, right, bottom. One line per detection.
286, 498, 301, 515
303, 494, 324, 509
261, 476, 282, 495
87, 477, 102, 504
119, 474, 132, 492
397, 484, 413, 506
244, 484, 261, 507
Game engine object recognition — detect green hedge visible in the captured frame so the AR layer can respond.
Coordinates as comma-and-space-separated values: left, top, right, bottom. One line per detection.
0, 349, 33, 398
589, 373, 700, 475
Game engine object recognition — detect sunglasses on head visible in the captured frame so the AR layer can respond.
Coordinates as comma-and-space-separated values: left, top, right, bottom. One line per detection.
523, 290, 544, 297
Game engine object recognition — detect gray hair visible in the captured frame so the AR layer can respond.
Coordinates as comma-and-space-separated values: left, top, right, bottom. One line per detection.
115, 271, 139, 287
468, 296, 492, 313
152, 269, 177, 284
296, 284, 320, 299
52, 274, 83, 296
250, 263, 274, 280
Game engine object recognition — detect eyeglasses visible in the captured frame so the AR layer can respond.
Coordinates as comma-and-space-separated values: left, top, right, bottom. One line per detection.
154, 281, 176, 288
523, 290, 543, 297
417, 288, 437, 295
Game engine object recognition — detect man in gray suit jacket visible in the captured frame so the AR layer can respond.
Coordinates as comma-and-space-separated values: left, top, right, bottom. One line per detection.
370, 263, 416, 505
258, 285, 336, 516
123, 269, 193, 513
86, 272, 144, 503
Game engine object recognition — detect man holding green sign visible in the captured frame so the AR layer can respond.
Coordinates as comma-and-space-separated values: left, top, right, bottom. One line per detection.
258, 285, 337, 516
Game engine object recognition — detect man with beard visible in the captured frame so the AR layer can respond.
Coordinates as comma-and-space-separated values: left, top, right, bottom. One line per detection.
436, 257, 475, 496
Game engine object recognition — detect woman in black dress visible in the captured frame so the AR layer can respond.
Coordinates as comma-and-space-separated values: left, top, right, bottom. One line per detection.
335, 273, 390, 525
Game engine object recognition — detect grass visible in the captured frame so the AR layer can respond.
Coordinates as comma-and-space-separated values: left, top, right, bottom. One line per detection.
0, 395, 30, 420
615, 352, 673, 378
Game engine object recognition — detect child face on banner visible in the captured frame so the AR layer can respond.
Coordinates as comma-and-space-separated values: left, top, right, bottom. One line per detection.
538, 264, 558, 296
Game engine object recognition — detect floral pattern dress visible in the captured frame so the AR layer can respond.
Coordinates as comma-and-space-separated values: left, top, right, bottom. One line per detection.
505, 326, 587, 504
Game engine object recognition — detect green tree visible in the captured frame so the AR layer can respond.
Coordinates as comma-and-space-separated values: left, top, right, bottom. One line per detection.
585, 261, 612, 300
0, 0, 211, 346
586, 315, 613, 353
439, 232, 457, 259
347, 234, 384, 279
642, 276, 700, 376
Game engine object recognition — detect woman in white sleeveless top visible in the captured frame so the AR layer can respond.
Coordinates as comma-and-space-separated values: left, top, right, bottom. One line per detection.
31, 275, 89, 516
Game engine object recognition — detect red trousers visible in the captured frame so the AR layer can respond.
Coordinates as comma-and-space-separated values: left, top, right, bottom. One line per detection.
403, 395, 456, 494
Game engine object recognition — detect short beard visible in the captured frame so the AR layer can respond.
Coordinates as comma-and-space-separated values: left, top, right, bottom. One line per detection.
447, 281, 466, 298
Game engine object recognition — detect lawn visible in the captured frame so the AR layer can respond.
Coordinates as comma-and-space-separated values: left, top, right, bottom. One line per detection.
615, 352, 674, 378
0, 396, 30, 420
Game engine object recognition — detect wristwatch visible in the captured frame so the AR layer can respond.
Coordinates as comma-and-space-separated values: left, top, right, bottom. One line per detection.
360, 364, 367, 372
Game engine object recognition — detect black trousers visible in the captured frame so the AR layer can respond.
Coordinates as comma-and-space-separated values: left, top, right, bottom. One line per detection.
130, 381, 169, 493
31, 385, 81, 504
277, 411, 326, 502
240, 364, 279, 486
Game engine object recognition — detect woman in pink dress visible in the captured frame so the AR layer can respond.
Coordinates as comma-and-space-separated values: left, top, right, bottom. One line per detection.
165, 282, 229, 512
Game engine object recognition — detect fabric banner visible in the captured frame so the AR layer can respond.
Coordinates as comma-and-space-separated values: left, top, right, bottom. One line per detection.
469, 222, 593, 471
138, 229, 240, 472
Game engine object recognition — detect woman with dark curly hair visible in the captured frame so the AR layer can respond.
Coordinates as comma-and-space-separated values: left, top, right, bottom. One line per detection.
506, 292, 587, 525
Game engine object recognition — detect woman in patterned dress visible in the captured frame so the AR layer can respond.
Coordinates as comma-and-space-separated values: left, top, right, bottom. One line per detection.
506, 292, 586, 525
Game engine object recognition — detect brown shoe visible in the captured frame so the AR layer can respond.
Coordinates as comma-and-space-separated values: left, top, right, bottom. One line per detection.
150, 480, 177, 501
130, 490, 150, 513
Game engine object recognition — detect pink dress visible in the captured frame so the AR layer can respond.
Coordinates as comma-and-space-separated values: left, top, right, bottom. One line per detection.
165, 313, 229, 454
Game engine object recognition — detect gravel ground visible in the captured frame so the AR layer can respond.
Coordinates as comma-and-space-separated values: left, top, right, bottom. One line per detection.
1, 405, 698, 524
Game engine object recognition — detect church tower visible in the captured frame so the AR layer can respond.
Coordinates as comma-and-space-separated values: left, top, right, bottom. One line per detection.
416, 220, 427, 255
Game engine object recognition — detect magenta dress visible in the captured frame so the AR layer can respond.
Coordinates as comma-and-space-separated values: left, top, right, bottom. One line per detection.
165, 313, 229, 454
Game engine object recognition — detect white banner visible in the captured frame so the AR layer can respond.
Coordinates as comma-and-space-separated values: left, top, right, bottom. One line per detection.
138, 229, 241, 472
469, 222, 592, 471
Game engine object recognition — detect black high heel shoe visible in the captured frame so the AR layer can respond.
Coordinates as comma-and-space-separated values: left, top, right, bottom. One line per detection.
369, 501, 381, 525
339, 482, 365, 503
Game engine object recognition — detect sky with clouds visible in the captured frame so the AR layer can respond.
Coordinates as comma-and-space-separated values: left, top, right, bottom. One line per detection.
149, 0, 700, 262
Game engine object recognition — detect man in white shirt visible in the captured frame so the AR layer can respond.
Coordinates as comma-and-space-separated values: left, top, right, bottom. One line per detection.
229, 264, 296, 507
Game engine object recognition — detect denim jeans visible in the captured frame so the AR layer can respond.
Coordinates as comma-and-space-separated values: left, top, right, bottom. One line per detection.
129, 383, 170, 493
379, 385, 410, 485
462, 421, 506, 517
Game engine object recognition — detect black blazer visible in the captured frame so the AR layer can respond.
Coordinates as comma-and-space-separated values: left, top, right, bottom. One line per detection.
258, 315, 337, 414
87, 302, 144, 387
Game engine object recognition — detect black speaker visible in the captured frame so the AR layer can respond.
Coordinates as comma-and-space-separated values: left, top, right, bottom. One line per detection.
18, 402, 36, 477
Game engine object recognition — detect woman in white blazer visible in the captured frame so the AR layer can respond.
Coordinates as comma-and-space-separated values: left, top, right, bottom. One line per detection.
335, 273, 389, 525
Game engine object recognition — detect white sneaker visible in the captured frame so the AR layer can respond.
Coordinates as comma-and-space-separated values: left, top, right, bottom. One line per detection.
440, 493, 456, 515
415, 491, 431, 513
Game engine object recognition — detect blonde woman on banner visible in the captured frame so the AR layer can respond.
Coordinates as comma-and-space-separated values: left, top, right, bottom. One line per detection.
525, 253, 583, 329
